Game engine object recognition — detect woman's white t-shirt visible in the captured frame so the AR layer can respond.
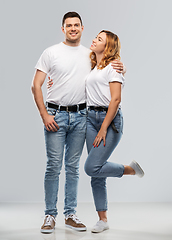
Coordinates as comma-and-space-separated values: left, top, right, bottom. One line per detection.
86, 63, 125, 107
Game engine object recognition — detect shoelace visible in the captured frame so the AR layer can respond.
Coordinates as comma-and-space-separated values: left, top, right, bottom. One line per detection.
66, 214, 83, 224
44, 215, 56, 227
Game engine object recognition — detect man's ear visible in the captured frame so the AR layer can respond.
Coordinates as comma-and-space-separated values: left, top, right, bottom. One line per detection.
61, 26, 65, 34
81, 25, 84, 32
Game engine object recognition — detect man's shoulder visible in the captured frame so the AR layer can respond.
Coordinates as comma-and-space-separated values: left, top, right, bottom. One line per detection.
79, 45, 91, 58
44, 42, 62, 53
80, 44, 91, 52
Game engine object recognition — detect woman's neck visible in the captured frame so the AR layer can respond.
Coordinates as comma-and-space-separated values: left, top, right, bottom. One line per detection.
95, 53, 104, 67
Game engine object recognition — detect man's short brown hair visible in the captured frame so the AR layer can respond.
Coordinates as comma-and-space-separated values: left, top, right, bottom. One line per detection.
62, 12, 83, 26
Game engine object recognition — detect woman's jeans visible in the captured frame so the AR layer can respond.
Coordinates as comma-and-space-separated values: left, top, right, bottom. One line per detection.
85, 108, 124, 212
44, 107, 87, 217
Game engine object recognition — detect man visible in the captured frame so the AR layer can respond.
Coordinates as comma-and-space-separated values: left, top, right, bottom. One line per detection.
31, 11, 125, 233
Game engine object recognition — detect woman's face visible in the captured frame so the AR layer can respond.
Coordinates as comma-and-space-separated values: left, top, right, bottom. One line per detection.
90, 32, 107, 54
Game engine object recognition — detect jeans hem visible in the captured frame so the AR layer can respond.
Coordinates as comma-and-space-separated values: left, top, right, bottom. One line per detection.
96, 209, 108, 212
64, 211, 76, 217
45, 211, 57, 218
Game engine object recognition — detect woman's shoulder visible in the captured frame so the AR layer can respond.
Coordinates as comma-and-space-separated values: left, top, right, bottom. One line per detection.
105, 62, 125, 84
103, 62, 117, 74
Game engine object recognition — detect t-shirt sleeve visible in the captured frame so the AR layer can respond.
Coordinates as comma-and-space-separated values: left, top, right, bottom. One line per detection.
107, 64, 125, 86
35, 49, 51, 74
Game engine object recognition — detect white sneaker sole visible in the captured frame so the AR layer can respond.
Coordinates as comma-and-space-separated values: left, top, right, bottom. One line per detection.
65, 224, 87, 231
91, 226, 109, 233
40, 227, 55, 234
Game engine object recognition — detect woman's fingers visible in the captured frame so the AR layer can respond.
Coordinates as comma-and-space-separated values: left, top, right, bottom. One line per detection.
47, 77, 53, 89
103, 136, 106, 146
93, 128, 107, 147
93, 136, 103, 147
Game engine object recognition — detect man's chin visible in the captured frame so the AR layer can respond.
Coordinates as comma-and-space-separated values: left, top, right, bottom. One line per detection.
67, 37, 80, 43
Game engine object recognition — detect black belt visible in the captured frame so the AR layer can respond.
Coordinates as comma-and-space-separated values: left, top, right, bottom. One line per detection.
89, 106, 108, 112
46, 102, 86, 112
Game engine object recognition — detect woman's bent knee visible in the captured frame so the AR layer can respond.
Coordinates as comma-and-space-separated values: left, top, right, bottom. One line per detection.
84, 161, 96, 177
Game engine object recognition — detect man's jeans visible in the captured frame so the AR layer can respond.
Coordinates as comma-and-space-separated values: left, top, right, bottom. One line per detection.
44, 107, 87, 217
85, 108, 124, 212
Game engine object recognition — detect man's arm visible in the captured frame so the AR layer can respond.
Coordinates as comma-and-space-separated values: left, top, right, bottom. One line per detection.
111, 59, 127, 76
31, 70, 59, 132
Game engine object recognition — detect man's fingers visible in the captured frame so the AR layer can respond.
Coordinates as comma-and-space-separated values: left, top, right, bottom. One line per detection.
111, 63, 123, 67
54, 121, 59, 130
46, 124, 52, 132
45, 121, 59, 132
50, 121, 59, 132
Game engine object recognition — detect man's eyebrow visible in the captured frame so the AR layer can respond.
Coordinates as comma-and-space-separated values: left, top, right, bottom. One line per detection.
66, 22, 81, 25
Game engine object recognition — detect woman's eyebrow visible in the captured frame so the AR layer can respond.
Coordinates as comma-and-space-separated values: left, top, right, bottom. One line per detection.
98, 36, 103, 40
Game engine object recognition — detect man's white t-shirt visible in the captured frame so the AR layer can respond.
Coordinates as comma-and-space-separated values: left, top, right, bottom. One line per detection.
86, 64, 125, 107
35, 42, 91, 106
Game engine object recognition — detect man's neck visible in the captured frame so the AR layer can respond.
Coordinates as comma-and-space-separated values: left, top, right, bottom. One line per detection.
63, 39, 81, 47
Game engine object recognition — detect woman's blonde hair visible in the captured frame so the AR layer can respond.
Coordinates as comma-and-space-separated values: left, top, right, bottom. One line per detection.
90, 30, 121, 70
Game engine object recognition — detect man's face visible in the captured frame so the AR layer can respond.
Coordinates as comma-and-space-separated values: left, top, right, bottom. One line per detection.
62, 17, 84, 44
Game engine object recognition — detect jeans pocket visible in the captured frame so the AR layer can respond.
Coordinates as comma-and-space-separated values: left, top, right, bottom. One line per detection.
46, 107, 57, 116
78, 109, 87, 117
112, 110, 123, 133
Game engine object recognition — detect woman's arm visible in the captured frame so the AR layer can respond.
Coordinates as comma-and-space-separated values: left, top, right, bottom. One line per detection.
93, 82, 122, 147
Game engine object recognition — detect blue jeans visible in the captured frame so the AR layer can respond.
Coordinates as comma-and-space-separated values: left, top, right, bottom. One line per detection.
44, 106, 87, 217
84, 108, 124, 211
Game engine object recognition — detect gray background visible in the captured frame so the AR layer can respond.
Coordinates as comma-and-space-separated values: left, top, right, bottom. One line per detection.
0, 0, 171, 203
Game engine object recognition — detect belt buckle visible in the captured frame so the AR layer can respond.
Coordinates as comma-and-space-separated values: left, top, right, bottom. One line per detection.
66, 106, 69, 112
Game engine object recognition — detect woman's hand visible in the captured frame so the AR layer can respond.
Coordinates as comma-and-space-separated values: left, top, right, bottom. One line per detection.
47, 77, 53, 89
93, 127, 107, 147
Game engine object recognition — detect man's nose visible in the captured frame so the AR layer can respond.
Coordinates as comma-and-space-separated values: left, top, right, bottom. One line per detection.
71, 26, 76, 31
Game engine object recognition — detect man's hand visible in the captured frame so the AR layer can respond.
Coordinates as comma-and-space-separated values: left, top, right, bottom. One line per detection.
42, 113, 59, 132
111, 59, 126, 75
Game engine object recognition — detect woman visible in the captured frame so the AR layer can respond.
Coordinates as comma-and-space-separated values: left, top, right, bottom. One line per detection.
84, 30, 144, 233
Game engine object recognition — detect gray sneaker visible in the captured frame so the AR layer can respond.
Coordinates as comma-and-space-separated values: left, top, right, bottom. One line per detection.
91, 220, 109, 233
129, 160, 144, 178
